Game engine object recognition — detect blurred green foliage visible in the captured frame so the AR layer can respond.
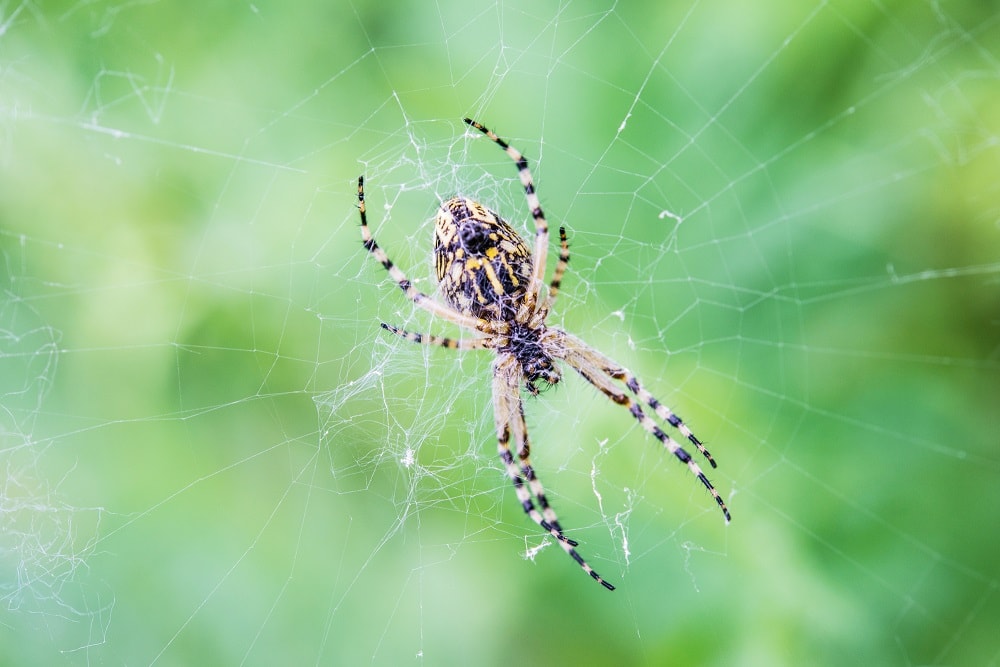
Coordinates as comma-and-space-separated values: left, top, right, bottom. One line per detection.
1, 1, 998, 665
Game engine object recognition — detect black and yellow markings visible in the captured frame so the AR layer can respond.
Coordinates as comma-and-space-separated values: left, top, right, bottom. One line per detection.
433, 195, 532, 319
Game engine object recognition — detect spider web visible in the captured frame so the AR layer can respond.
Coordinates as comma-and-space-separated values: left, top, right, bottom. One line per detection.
1, 1, 999, 664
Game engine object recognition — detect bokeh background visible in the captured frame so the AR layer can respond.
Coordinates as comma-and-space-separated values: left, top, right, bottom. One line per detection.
1, 1, 998, 665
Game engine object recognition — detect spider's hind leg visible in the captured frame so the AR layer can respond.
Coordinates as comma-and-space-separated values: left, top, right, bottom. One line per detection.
357, 176, 484, 333
464, 118, 550, 310
545, 226, 570, 308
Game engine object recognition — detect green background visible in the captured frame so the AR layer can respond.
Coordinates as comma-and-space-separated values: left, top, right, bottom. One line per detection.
1, 1, 998, 665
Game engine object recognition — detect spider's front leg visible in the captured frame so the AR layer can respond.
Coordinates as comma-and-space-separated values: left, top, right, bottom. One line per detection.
494, 355, 615, 591
558, 332, 732, 523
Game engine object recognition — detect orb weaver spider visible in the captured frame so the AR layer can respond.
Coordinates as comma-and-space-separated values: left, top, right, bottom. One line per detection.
358, 118, 730, 590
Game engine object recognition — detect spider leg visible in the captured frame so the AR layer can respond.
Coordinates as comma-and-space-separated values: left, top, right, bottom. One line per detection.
464, 118, 549, 310
509, 396, 563, 534
380, 323, 489, 350
618, 370, 717, 465
358, 176, 484, 332
562, 335, 719, 467
557, 333, 731, 523
544, 226, 570, 309
494, 355, 615, 590
493, 357, 573, 543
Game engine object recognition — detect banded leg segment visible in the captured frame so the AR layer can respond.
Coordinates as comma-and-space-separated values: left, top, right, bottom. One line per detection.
510, 397, 563, 534
559, 335, 731, 523
558, 330, 718, 467
358, 176, 484, 332
621, 373, 717, 467
494, 355, 615, 590
464, 118, 549, 309
545, 226, 570, 308
380, 323, 489, 351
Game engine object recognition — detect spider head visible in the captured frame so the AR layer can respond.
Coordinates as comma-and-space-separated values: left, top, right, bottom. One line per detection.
506, 322, 561, 394
522, 360, 560, 395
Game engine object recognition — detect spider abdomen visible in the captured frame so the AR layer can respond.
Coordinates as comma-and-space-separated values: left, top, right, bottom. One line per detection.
434, 196, 533, 320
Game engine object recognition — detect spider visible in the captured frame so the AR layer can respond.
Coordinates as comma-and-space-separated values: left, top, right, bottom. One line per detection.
358, 118, 730, 591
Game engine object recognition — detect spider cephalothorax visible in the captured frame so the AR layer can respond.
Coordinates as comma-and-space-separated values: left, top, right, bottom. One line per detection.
359, 118, 731, 591
501, 321, 561, 394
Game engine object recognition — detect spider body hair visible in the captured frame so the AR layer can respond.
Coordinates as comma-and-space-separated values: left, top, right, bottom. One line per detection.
501, 321, 562, 395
